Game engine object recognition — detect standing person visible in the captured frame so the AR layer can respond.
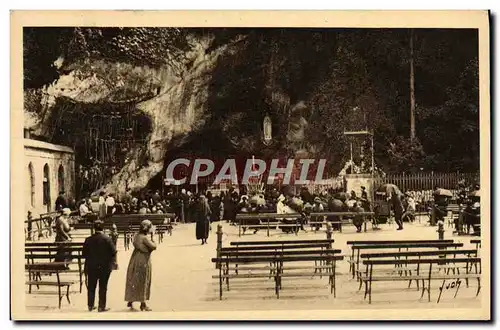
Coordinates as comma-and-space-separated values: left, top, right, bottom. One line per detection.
195, 195, 211, 245
352, 202, 365, 233
360, 186, 373, 222
98, 192, 107, 220
389, 192, 404, 230
54, 208, 73, 266
125, 220, 157, 311
151, 190, 161, 205
105, 193, 116, 217
54, 208, 72, 242
110, 224, 119, 247
405, 192, 416, 222
210, 195, 223, 223
55, 191, 67, 211
82, 220, 117, 312
311, 197, 325, 231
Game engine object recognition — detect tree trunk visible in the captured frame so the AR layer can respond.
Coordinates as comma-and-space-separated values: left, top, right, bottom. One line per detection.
410, 29, 416, 141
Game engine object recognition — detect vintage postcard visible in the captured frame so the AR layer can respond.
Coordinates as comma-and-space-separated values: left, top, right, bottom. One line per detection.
10, 10, 490, 320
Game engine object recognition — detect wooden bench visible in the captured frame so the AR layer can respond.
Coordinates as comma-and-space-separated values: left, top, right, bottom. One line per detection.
471, 239, 481, 250
25, 243, 85, 293
346, 240, 459, 279
236, 212, 374, 237
308, 212, 375, 233
236, 213, 302, 237
211, 252, 344, 300
360, 257, 481, 304
220, 248, 341, 276
25, 262, 76, 309
346, 239, 455, 276
73, 214, 173, 249
358, 249, 479, 290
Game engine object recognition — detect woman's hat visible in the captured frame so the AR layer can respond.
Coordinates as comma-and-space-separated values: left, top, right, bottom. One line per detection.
140, 219, 152, 231
62, 208, 71, 215
314, 197, 322, 203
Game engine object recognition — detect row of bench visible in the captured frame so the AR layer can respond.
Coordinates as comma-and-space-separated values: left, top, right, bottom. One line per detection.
211, 226, 482, 304
235, 211, 375, 237
25, 242, 85, 308
72, 213, 174, 250
24, 214, 176, 308
346, 240, 481, 303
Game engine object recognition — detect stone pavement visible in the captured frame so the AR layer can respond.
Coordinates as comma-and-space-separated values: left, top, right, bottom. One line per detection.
24, 220, 482, 313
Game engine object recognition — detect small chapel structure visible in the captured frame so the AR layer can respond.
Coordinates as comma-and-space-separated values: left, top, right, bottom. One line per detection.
24, 130, 75, 217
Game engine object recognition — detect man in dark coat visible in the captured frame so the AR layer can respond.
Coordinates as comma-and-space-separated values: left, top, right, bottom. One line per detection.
390, 192, 404, 230
55, 191, 67, 211
83, 220, 117, 312
352, 202, 365, 232
195, 195, 211, 244
327, 196, 345, 231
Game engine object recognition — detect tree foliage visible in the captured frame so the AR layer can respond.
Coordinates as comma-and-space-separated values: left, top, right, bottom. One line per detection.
23, 27, 480, 174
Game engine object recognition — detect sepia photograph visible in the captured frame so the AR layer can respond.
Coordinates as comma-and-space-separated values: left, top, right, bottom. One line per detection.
10, 10, 490, 320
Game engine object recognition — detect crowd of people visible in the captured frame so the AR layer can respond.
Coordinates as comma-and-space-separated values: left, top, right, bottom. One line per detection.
45, 180, 480, 312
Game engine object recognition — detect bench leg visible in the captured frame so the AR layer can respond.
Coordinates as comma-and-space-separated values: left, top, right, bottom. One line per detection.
330, 275, 334, 294
332, 261, 337, 297
454, 279, 462, 298
437, 280, 446, 303
218, 268, 223, 300
275, 275, 280, 299
420, 280, 426, 299
368, 280, 372, 304
66, 285, 71, 304
58, 286, 63, 309
427, 279, 431, 302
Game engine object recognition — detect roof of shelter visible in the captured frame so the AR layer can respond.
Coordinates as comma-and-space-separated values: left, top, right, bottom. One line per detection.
23, 138, 74, 154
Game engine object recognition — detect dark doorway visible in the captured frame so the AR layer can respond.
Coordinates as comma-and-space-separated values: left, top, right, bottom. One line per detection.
43, 164, 51, 212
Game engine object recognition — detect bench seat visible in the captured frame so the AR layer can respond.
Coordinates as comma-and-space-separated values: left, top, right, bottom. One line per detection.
213, 273, 276, 279
26, 280, 74, 286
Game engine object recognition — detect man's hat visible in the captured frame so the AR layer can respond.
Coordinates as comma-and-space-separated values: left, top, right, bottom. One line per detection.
93, 220, 104, 231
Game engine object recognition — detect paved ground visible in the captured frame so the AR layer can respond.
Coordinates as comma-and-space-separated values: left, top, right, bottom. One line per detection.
24, 219, 482, 314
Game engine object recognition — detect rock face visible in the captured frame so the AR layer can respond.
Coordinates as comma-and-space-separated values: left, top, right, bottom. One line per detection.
24, 36, 242, 197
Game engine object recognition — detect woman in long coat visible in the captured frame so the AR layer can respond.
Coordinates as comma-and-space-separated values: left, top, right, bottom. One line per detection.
125, 220, 156, 311
195, 195, 211, 245
54, 208, 73, 266
98, 191, 107, 219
